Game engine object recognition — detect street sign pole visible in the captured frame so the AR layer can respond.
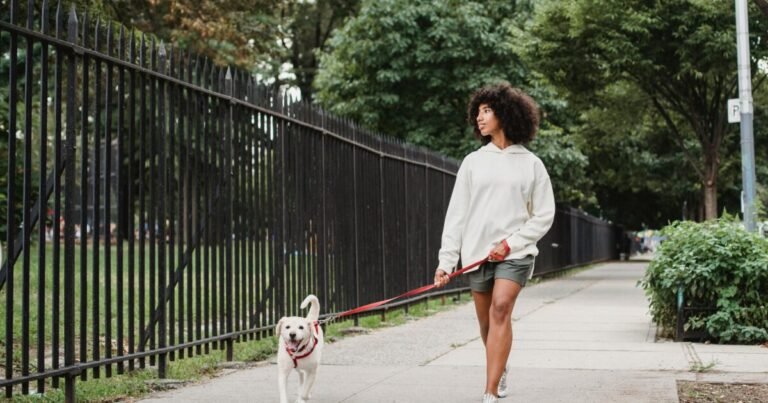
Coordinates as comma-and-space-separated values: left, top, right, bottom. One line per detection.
735, 0, 758, 232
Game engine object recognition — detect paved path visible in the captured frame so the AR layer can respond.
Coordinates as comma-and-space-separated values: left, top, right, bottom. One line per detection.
141, 262, 768, 402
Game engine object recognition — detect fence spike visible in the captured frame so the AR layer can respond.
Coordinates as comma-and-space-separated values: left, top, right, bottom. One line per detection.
81, 10, 88, 47
55, 0, 61, 37
119, 26, 125, 60
187, 52, 195, 83
94, 17, 100, 51
158, 40, 167, 73
176, 48, 184, 79
139, 34, 146, 66
10, 0, 18, 24
169, 45, 175, 78
41, 0, 50, 33
67, 5, 77, 41
218, 65, 224, 91
150, 36, 157, 70
193, 56, 200, 85
202, 58, 209, 89
106, 21, 113, 55
187, 54, 196, 84
26, 0, 33, 29
129, 30, 136, 64
225, 66, 233, 98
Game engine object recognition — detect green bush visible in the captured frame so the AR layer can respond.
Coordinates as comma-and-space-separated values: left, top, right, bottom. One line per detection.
640, 217, 768, 343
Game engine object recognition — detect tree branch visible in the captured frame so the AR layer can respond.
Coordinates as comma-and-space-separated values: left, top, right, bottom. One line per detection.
709, 75, 729, 147
649, 95, 706, 181
633, 70, 697, 125
650, 78, 707, 145
753, 71, 768, 92
321, 12, 339, 47
753, 0, 768, 18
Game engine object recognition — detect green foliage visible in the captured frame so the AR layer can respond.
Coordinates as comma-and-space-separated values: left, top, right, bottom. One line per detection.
640, 217, 768, 343
285, 0, 361, 100
529, 125, 594, 208
315, 0, 533, 157
101, 0, 359, 95
570, 81, 703, 227
525, 75, 596, 208
0, 32, 46, 241
527, 0, 768, 221
314, 0, 594, 206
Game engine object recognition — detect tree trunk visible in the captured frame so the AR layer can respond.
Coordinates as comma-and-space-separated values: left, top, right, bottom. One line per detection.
702, 147, 719, 220
703, 181, 718, 220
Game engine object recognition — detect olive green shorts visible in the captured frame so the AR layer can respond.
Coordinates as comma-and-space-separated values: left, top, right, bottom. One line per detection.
468, 255, 535, 292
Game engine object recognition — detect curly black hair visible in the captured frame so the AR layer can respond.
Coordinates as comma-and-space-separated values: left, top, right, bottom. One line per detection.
467, 83, 540, 145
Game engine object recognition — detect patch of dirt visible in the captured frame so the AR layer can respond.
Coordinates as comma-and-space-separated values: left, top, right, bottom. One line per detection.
678, 380, 768, 403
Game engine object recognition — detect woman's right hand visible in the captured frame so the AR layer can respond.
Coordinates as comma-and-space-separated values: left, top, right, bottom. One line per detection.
434, 269, 450, 288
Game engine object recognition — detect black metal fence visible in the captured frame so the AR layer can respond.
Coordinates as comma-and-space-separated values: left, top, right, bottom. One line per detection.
0, 1, 621, 400
536, 206, 624, 275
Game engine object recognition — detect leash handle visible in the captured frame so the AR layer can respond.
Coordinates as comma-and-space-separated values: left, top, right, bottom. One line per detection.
321, 257, 488, 324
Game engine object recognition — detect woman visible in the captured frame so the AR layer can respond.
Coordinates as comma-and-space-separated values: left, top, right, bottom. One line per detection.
433, 83, 555, 403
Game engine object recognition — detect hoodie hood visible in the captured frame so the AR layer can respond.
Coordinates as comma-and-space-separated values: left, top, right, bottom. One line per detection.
479, 143, 531, 154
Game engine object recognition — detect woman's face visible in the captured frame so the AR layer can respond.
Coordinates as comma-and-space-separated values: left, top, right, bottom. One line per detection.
476, 103, 501, 137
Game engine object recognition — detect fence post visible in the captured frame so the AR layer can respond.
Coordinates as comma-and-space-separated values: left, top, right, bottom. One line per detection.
22, 0, 37, 392
4, 0, 19, 397
403, 144, 409, 316
423, 151, 429, 311
352, 122, 360, 326
157, 41, 168, 379
64, 6, 79, 403
676, 285, 684, 341
36, 0, 51, 393
225, 67, 234, 361
379, 136, 386, 321
320, 110, 328, 312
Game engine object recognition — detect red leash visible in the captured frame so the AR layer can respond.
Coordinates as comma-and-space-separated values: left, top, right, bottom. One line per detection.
323, 257, 488, 323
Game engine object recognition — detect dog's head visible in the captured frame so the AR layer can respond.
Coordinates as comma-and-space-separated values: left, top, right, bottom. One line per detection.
276, 316, 315, 351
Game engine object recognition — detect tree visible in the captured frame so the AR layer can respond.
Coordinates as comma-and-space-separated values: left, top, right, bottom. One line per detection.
572, 81, 704, 227
101, 0, 360, 97
314, 0, 534, 156
103, 0, 287, 78
527, 0, 768, 220
524, 77, 596, 209
313, 0, 595, 207
284, 0, 360, 100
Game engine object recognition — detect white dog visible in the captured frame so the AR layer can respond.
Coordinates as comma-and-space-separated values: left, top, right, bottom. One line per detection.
276, 295, 324, 403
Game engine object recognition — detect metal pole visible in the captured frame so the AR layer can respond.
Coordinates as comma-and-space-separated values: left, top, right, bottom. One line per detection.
735, 0, 757, 232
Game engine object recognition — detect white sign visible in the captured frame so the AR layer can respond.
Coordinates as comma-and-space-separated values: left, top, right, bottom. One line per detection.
728, 98, 741, 123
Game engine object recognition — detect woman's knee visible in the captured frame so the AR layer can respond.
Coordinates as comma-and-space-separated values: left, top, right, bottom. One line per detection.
489, 299, 514, 322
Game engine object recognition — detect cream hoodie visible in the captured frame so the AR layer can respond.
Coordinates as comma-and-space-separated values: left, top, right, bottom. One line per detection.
437, 143, 556, 273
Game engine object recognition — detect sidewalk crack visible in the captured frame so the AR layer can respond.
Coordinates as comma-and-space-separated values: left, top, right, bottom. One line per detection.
683, 342, 703, 368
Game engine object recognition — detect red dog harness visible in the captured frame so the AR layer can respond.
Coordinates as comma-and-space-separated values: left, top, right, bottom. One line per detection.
285, 321, 321, 368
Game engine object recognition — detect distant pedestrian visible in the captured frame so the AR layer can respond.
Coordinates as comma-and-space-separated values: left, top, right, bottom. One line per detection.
433, 83, 555, 403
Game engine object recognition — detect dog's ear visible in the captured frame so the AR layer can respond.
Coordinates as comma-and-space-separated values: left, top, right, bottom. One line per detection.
275, 318, 284, 337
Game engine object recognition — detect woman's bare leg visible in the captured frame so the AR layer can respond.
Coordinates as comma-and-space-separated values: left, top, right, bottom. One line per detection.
484, 279, 522, 396
472, 290, 492, 344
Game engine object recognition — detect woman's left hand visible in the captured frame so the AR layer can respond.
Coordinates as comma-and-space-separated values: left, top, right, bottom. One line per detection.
434, 269, 450, 288
488, 240, 510, 262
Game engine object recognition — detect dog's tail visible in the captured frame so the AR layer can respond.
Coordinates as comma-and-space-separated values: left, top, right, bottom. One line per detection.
301, 294, 320, 321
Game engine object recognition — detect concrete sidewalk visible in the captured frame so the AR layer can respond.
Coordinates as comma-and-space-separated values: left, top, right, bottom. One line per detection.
141, 262, 768, 402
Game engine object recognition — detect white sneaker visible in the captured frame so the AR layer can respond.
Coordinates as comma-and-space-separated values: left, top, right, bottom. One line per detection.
482, 393, 499, 403
497, 367, 508, 397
